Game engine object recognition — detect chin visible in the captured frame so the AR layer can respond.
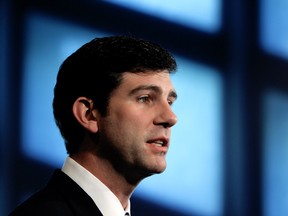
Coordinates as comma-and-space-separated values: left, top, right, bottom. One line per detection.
152, 164, 167, 174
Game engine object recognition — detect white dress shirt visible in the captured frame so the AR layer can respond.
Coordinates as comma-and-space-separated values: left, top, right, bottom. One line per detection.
61, 157, 131, 216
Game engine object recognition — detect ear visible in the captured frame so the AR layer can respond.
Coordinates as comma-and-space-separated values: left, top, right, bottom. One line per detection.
72, 97, 98, 133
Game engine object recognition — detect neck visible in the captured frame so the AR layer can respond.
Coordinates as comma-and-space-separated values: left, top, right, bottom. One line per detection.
70, 152, 139, 209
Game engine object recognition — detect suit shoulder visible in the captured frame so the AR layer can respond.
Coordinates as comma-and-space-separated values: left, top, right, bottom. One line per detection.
9, 170, 102, 216
9, 186, 74, 216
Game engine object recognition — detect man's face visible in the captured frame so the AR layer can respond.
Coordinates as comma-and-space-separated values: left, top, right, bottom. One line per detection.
96, 70, 177, 181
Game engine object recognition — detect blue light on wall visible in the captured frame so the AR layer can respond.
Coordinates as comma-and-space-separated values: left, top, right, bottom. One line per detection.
263, 90, 288, 216
106, 0, 222, 33
260, 0, 288, 59
21, 12, 223, 216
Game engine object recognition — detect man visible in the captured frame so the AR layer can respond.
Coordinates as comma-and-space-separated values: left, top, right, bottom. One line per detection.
10, 35, 178, 216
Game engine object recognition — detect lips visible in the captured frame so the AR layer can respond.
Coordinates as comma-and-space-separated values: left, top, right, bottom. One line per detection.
147, 138, 169, 147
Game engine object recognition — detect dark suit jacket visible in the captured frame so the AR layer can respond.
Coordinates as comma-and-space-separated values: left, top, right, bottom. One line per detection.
9, 169, 103, 216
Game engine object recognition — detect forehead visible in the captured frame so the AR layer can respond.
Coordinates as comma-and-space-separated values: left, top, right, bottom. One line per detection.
110, 70, 177, 100
120, 70, 173, 87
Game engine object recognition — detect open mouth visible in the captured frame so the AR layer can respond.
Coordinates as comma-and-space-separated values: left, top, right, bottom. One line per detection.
147, 138, 169, 148
153, 140, 165, 147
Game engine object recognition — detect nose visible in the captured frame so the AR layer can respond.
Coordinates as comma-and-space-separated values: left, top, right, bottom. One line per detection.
154, 102, 178, 128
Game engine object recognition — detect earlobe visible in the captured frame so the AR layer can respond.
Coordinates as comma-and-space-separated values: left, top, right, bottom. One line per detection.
72, 97, 98, 133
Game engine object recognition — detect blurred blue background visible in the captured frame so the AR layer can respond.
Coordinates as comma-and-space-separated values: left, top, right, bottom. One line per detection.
1, 0, 288, 216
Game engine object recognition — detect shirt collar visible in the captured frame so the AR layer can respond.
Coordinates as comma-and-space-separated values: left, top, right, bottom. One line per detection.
61, 156, 131, 216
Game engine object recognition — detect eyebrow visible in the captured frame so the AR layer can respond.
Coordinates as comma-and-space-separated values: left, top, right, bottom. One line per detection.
129, 85, 178, 100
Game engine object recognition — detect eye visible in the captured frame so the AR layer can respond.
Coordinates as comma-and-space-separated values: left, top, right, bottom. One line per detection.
168, 98, 176, 106
138, 95, 152, 103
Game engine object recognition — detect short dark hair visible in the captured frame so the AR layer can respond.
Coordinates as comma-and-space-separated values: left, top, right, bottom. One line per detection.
53, 35, 177, 154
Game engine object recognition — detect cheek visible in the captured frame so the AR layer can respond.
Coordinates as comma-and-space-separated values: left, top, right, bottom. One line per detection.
108, 103, 154, 137
114, 106, 146, 125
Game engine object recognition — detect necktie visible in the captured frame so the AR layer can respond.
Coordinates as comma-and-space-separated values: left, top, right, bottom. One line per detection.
125, 213, 130, 216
